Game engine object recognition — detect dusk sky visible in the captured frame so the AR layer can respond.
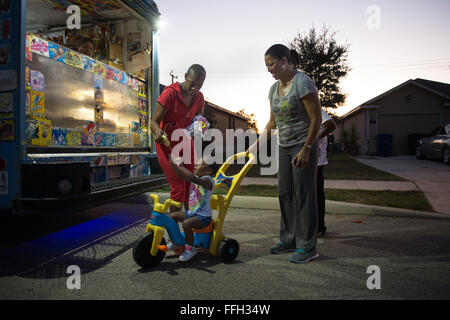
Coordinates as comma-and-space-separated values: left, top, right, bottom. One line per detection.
156, 0, 450, 129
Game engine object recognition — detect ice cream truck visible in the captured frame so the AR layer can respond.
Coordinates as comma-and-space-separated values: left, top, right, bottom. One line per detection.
0, 0, 166, 214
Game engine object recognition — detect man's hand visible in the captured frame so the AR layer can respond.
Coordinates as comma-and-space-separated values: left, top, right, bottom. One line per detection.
154, 130, 170, 146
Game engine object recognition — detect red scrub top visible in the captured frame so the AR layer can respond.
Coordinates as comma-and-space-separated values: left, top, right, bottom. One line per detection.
157, 82, 205, 143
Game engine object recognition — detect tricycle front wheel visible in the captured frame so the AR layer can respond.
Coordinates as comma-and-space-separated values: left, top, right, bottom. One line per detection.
219, 238, 239, 263
133, 233, 166, 268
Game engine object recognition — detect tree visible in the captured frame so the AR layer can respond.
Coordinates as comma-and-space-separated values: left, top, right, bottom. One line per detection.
288, 25, 350, 109
236, 109, 259, 134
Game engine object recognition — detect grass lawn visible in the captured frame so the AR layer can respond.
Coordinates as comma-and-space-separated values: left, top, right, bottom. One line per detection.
323, 153, 406, 181
216, 152, 406, 181
152, 184, 433, 212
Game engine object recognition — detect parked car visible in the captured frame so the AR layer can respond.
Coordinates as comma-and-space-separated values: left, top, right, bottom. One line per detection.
415, 124, 450, 165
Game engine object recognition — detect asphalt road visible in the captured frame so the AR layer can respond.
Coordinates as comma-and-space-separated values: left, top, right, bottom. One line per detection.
0, 195, 449, 301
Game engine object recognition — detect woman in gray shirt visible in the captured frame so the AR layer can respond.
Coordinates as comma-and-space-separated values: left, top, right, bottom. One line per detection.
249, 44, 322, 263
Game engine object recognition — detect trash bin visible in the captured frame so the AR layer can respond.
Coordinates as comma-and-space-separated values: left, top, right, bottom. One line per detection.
376, 134, 393, 157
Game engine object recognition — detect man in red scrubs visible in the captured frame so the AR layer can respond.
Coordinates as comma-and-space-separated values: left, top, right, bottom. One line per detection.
150, 64, 206, 212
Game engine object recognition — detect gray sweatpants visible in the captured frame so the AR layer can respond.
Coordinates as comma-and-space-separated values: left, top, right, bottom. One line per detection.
278, 142, 319, 252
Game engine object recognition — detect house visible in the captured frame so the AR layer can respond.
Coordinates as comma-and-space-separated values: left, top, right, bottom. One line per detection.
335, 78, 450, 156
203, 101, 249, 137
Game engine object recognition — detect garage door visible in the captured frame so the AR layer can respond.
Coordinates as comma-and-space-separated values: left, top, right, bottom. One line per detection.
378, 113, 441, 155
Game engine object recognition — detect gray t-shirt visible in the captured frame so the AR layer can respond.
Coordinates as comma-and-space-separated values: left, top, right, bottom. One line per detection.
268, 72, 318, 147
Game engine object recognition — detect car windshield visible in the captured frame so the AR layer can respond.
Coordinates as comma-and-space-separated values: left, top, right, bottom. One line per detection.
445, 124, 450, 136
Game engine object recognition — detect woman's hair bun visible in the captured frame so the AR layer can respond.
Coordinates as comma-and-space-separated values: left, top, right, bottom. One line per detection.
289, 49, 299, 66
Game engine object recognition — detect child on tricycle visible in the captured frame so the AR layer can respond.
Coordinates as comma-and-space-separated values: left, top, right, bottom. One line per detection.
166, 157, 216, 261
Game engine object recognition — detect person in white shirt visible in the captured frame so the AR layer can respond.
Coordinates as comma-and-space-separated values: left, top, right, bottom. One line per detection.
317, 108, 336, 237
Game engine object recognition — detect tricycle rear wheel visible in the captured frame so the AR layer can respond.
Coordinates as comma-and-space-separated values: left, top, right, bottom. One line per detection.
133, 233, 166, 268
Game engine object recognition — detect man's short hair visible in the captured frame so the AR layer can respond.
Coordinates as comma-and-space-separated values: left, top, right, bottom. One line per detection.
187, 64, 206, 79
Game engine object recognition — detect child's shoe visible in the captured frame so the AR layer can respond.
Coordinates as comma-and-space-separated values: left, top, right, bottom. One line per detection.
179, 245, 197, 261
167, 241, 182, 251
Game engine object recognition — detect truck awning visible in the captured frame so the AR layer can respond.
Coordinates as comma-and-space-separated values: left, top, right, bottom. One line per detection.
42, 0, 160, 22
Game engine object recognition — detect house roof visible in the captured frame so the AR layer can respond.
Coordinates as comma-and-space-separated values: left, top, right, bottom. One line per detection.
340, 78, 450, 120
205, 101, 249, 121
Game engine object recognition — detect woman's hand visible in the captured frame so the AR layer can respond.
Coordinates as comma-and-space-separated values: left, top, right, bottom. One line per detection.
292, 146, 311, 168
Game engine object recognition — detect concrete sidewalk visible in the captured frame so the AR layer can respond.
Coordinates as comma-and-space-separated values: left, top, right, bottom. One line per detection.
241, 177, 419, 191
154, 192, 450, 220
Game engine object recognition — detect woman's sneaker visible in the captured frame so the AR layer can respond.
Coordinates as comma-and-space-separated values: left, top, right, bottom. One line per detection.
270, 242, 295, 254
288, 249, 319, 263
179, 245, 197, 261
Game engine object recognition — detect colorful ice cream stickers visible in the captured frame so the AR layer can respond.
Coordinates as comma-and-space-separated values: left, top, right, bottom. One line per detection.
66, 129, 82, 146
81, 56, 95, 72
91, 155, 106, 166
118, 154, 130, 165
104, 133, 115, 147
95, 104, 104, 122
65, 49, 82, 69
94, 74, 103, 90
133, 133, 140, 146
48, 42, 66, 63
114, 133, 132, 147
25, 118, 37, 141
105, 65, 115, 80
139, 114, 148, 129
32, 119, 52, 146
131, 121, 141, 133
107, 154, 118, 166
25, 35, 32, 61
113, 69, 121, 82
82, 120, 96, 146
94, 61, 106, 78
25, 66, 31, 87
30, 90, 45, 119
30, 70, 45, 92
141, 133, 149, 147
94, 132, 105, 146
138, 97, 147, 112
119, 72, 128, 85
29, 35, 49, 57
52, 127, 67, 146
94, 89, 104, 102
138, 82, 146, 95
25, 90, 31, 116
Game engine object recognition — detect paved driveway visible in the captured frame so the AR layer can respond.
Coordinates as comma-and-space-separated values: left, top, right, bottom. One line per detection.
355, 156, 450, 215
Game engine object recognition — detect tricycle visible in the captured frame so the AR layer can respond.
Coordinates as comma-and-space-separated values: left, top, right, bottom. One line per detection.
132, 152, 255, 268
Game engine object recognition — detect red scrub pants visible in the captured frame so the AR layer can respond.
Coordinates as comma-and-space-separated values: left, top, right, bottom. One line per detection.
155, 137, 196, 208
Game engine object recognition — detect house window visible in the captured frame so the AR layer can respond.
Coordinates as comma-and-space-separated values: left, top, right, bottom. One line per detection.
406, 94, 412, 103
